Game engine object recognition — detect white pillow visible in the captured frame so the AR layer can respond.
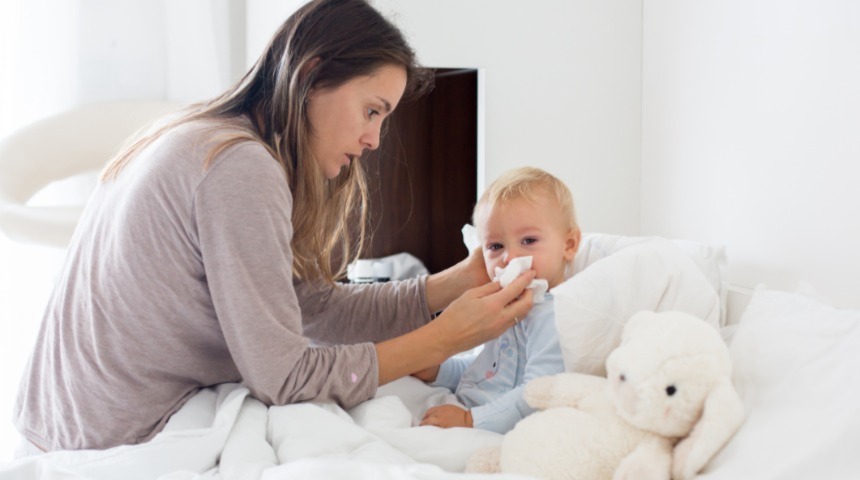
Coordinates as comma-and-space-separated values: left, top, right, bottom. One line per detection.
699, 287, 860, 479
553, 237, 721, 376
574, 233, 728, 318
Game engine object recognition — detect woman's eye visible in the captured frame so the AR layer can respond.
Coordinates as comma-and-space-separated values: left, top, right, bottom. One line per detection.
367, 108, 380, 118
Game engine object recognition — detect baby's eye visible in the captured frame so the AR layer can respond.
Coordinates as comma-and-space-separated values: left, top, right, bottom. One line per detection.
487, 243, 503, 252
522, 237, 538, 246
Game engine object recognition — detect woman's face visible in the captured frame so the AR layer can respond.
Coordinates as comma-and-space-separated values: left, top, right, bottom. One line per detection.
306, 64, 408, 179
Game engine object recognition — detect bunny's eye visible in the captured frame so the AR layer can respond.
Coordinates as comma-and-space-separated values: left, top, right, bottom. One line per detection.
666, 385, 677, 396
619, 373, 626, 382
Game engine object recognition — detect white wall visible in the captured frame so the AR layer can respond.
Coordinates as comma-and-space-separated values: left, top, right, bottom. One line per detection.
165, 0, 247, 102
76, 0, 168, 103
247, 0, 644, 235
641, 0, 860, 308
0, 0, 80, 137
0, 0, 246, 460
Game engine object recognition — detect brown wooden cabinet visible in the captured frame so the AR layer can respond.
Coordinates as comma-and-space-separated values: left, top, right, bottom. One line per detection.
361, 68, 478, 274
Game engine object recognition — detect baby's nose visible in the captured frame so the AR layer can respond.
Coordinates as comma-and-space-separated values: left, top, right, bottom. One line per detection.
502, 250, 522, 265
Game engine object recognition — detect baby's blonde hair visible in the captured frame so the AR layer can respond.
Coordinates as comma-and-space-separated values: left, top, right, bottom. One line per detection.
474, 167, 578, 231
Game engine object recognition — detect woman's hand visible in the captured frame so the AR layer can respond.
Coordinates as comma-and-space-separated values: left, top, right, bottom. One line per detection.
459, 246, 492, 289
420, 405, 473, 428
429, 271, 536, 356
425, 248, 489, 313
375, 271, 534, 386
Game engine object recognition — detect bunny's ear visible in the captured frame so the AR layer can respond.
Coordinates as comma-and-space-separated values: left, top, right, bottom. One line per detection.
671, 378, 745, 480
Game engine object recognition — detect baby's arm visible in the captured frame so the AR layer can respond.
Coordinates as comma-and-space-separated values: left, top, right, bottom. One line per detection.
420, 404, 473, 428
414, 353, 475, 390
417, 353, 476, 427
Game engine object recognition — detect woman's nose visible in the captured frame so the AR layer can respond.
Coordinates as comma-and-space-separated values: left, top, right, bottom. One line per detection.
361, 123, 381, 151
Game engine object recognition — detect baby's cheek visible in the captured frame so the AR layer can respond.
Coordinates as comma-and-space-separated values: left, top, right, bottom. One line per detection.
528, 258, 543, 278
484, 256, 496, 281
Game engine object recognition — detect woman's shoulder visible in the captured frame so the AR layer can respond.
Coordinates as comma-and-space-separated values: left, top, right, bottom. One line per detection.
167, 116, 264, 150
160, 116, 276, 171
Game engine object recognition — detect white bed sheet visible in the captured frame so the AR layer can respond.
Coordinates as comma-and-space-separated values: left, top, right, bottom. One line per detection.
0, 378, 532, 480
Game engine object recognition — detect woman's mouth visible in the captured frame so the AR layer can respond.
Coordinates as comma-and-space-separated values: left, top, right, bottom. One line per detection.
344, 153, 361, 167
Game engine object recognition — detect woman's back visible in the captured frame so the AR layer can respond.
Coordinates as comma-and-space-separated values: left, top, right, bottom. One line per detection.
13, 118, 293, 450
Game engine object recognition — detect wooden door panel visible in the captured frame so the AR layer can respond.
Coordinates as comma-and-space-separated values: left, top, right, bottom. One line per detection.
362, 69, 477, 274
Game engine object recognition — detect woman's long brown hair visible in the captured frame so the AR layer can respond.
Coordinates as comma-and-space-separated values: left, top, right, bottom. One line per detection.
100, 0, 433, 284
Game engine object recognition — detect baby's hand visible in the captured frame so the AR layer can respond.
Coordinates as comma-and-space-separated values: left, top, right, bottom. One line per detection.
420, 405, 473, 428
412, 365, 440, 383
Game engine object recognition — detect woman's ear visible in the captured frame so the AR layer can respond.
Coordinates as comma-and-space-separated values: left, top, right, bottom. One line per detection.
563, 228, 581, 262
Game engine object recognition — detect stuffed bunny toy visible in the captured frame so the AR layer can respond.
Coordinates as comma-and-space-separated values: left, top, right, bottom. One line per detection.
466, 310, 744, 480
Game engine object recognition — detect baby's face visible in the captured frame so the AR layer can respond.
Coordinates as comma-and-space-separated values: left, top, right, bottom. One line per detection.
476, 195, 578, 289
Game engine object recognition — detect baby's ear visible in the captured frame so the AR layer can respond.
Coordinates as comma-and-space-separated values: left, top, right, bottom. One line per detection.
563, 228, 581, 262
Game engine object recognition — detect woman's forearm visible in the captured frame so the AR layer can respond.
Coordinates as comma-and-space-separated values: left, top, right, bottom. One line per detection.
375, 322, 451, 385
376, 271, 536, 386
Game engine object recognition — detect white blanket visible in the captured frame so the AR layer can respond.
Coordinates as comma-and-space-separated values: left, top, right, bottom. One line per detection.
0, 378, 533, 480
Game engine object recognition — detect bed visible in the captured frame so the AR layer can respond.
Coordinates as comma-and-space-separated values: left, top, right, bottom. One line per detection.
1, 232, 858, 480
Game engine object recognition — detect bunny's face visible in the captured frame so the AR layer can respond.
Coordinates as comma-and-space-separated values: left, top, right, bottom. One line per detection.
606, 349, 722, 438
605, 311, 733, 438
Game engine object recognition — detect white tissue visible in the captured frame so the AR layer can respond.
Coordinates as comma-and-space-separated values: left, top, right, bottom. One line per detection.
492, 256, 549, 304
461, 224, 480, 253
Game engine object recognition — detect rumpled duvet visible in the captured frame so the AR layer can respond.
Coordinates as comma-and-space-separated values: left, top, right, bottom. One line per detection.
0, 378, 534, 480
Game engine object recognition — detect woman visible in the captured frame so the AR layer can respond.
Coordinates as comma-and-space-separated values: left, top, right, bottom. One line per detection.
13, 0, 534, 455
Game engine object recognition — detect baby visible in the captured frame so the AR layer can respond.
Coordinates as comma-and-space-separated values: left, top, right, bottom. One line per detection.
416, 167, 581, 433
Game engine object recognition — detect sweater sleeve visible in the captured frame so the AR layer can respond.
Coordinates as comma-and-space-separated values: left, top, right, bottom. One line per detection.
470, 303, 565, 433
193, 143, 377, 408
295, 277, 432, 345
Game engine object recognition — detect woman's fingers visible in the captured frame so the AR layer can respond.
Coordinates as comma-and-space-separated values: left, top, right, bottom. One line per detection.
430, 270, 537, 356
467, 269, 535, 300
504, 287, 534, 325
490, 270, 536, 305
486, 272, 535, 328
465, 279, 503, 298
503, 269, 536, 294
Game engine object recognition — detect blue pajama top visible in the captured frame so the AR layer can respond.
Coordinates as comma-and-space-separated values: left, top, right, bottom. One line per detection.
431, 294, 564, 433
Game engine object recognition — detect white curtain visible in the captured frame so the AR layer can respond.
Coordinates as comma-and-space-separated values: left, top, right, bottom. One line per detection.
0, 0, 245, 460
